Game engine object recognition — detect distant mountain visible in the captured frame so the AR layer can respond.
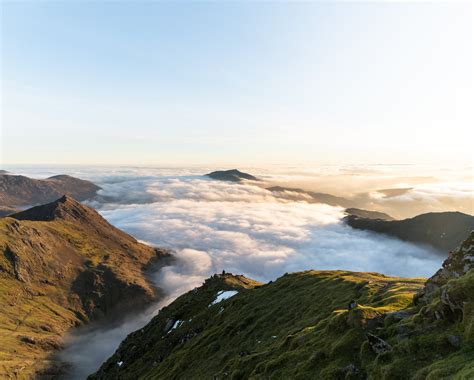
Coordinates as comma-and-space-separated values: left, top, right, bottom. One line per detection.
206, 169, 259, 182
0, 173, 101, 216
345, 208, 394, 221
92, 233, 474, 379
344, 211, 474, 252
267, 186, 352, 207
0, 170, 10, 175
0, 196, 170, 378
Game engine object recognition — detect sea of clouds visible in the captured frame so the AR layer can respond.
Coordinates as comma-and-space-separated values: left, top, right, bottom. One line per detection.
5, 165, 466, 378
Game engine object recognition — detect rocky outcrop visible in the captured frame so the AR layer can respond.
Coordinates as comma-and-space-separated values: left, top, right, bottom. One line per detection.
415, 231, 473, 318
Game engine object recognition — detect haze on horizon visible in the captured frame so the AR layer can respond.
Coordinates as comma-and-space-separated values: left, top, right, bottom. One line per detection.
1, 2, 473, 166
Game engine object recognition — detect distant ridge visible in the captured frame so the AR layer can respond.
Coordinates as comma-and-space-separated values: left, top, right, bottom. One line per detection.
345, 208, 394, 221
0, 172, 101, 216
344, 211, 474, 252
267, 186, 351, 208
206, 169, 258, 182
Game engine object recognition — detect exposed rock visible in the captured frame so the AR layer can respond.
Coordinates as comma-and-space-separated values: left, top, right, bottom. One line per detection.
366, 333, 392, 354
447, 334, 461, 348
416, 231, 474, 305
348, 299, 358, 310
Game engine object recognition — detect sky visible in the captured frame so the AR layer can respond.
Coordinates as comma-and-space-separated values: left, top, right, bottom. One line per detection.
1, 2, 473, 166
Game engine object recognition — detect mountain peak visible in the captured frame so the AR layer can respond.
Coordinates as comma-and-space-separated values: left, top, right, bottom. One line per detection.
10, 195, 95, 222
206, 169, 258, 182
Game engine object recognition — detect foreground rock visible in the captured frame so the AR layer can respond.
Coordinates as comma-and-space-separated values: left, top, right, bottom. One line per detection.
0, 172, 101, 216
0, 196, 170, 378
206, 169, 259, 182
92, 232, 474, 379
345, 211, 474, 252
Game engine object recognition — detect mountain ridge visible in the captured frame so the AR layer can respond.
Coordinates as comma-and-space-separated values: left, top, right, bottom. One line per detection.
0, 196, 170, 378
345, 211, 474, 252
91, 232, 474, 379
0, 173, 101, 216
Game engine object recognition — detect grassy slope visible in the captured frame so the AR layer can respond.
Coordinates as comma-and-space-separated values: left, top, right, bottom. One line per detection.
94, 270, 453, 379
0, 202, 167, 378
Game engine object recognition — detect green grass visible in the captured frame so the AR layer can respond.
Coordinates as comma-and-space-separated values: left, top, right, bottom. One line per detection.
92, 270, 436, 379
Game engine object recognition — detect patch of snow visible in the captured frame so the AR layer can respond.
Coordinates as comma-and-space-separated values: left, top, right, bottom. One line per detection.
271, 335, 277, 339
117, 361, 123, 367
167, 320, 182, 334
209, 290, 239, 306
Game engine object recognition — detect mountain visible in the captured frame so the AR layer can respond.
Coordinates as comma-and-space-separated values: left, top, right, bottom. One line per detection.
91, 232, 474, 379
345, 208, 394, 221
0, 173, 101, 216
344, 211, 474, 252
0, 196, 170, 378
206, 169, 259, 182
267, 186, 352, 207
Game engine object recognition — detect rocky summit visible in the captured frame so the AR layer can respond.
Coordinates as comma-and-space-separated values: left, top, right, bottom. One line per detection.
0, 196, 170, 378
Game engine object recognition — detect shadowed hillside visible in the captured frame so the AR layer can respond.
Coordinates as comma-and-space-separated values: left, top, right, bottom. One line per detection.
345, 211, 474, 252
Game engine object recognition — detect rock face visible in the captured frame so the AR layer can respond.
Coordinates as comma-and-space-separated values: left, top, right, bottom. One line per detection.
206, 169, 258, 182
345, 211, 474, 252
0, 196, 170, 378
92, 232, 474, 380
0, 173, 101, 215
415, 231, 474, 310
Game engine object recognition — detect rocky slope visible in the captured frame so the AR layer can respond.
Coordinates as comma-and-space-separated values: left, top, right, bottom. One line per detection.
92, 232, 474, 379
206, 169, 259, 182
0, 196, 170, 378
0, 173, 101, 216
345, 211, 474, 252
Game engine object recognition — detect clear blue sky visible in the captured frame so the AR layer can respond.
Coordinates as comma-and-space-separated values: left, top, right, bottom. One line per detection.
1, 2, 472, 165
